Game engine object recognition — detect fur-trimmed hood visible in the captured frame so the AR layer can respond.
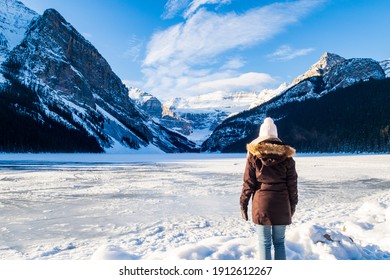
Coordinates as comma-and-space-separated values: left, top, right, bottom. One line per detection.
247, 141, 296, 166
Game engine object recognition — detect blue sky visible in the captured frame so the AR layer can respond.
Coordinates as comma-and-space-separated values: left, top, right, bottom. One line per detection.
21, 0, 390, 101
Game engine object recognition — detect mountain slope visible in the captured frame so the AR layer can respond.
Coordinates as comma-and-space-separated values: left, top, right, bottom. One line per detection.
0, 0, 37, 63
380, 59, 390, 78
291, 52, 345, 85
202, 53, 387, 153
273, 78, 390, 153
0, 79, 103, 152
0, 0, 37, 85
1, 7, 197, 153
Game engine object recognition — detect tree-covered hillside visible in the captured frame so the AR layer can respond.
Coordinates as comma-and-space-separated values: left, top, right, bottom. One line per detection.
221, 78, 390, 153
0, 80, 103, 153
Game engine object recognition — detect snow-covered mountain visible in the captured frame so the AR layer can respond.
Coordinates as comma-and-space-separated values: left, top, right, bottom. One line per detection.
380, 59, 390, 78
291, 52, 345, 85
0, 0, 37, 84
0, 3, 197, 153
165, 86, 286, 144
128, 86, 192, 137
0, 0, 37, 62
127, 85, 286, 145
202, 52, 388, 152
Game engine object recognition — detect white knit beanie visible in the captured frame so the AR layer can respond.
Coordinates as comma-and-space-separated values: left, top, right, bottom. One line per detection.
252, 117, 281, 143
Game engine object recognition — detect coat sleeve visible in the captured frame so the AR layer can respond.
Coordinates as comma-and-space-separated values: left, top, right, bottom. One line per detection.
240, 154, 258, 210
286, 158, 298, 206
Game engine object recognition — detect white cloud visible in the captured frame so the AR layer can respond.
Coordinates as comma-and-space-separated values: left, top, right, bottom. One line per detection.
141, 64, 279, 100
162, 0, 231, 19
221, 57, 246, 70
193, 72, 277, 92
123, 35, 144, 62
183, 0, 231, 18
268, 45, 314, 61
145, 1, 323, 66
142, 0, 325, 99
162, 0, 191, 19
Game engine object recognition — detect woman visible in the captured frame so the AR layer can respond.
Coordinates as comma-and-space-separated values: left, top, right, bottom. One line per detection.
240, 117, 298, 260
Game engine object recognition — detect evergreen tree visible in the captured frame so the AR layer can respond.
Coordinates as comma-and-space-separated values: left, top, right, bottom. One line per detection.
0, 81, 103, 153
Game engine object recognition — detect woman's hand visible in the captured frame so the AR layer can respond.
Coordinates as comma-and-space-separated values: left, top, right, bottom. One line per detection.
241, 207, 248, 221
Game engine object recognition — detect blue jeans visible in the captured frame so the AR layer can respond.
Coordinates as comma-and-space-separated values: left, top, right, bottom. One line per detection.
256, 225, 286, 260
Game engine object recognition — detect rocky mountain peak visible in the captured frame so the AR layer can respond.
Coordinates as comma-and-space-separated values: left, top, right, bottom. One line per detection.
6, 6, 130, 109
292, 52, 345, 85
317, 52, 345, 70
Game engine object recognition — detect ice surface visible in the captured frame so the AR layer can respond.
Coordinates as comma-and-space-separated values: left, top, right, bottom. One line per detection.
0, 153, 389, 260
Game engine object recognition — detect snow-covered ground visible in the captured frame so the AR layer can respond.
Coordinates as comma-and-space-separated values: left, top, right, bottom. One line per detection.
0, 153, 389, 260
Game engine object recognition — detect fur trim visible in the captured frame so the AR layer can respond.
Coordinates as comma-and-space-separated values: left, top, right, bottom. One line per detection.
247, 142, 296, 158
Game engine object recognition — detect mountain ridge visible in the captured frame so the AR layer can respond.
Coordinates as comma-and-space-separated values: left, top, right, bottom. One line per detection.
0, 4, 197, 153
201, 53, 388, 153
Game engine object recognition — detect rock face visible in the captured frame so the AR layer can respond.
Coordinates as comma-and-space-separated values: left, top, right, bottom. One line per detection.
142, 97, 163, 118
201, 52, 387, 153
1, 6, 197, 153
291, 52, 345, 85
128, 87, 192, 136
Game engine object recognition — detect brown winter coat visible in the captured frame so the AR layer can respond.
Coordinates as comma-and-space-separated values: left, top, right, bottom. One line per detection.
240, 140, 298, 225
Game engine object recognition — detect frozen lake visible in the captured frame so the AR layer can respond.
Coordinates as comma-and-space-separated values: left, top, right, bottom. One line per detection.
0, 153, 389, 260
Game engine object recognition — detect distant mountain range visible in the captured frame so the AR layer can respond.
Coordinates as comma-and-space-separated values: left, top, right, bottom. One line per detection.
1, 0, 389, 153
128, 84, 286, 145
